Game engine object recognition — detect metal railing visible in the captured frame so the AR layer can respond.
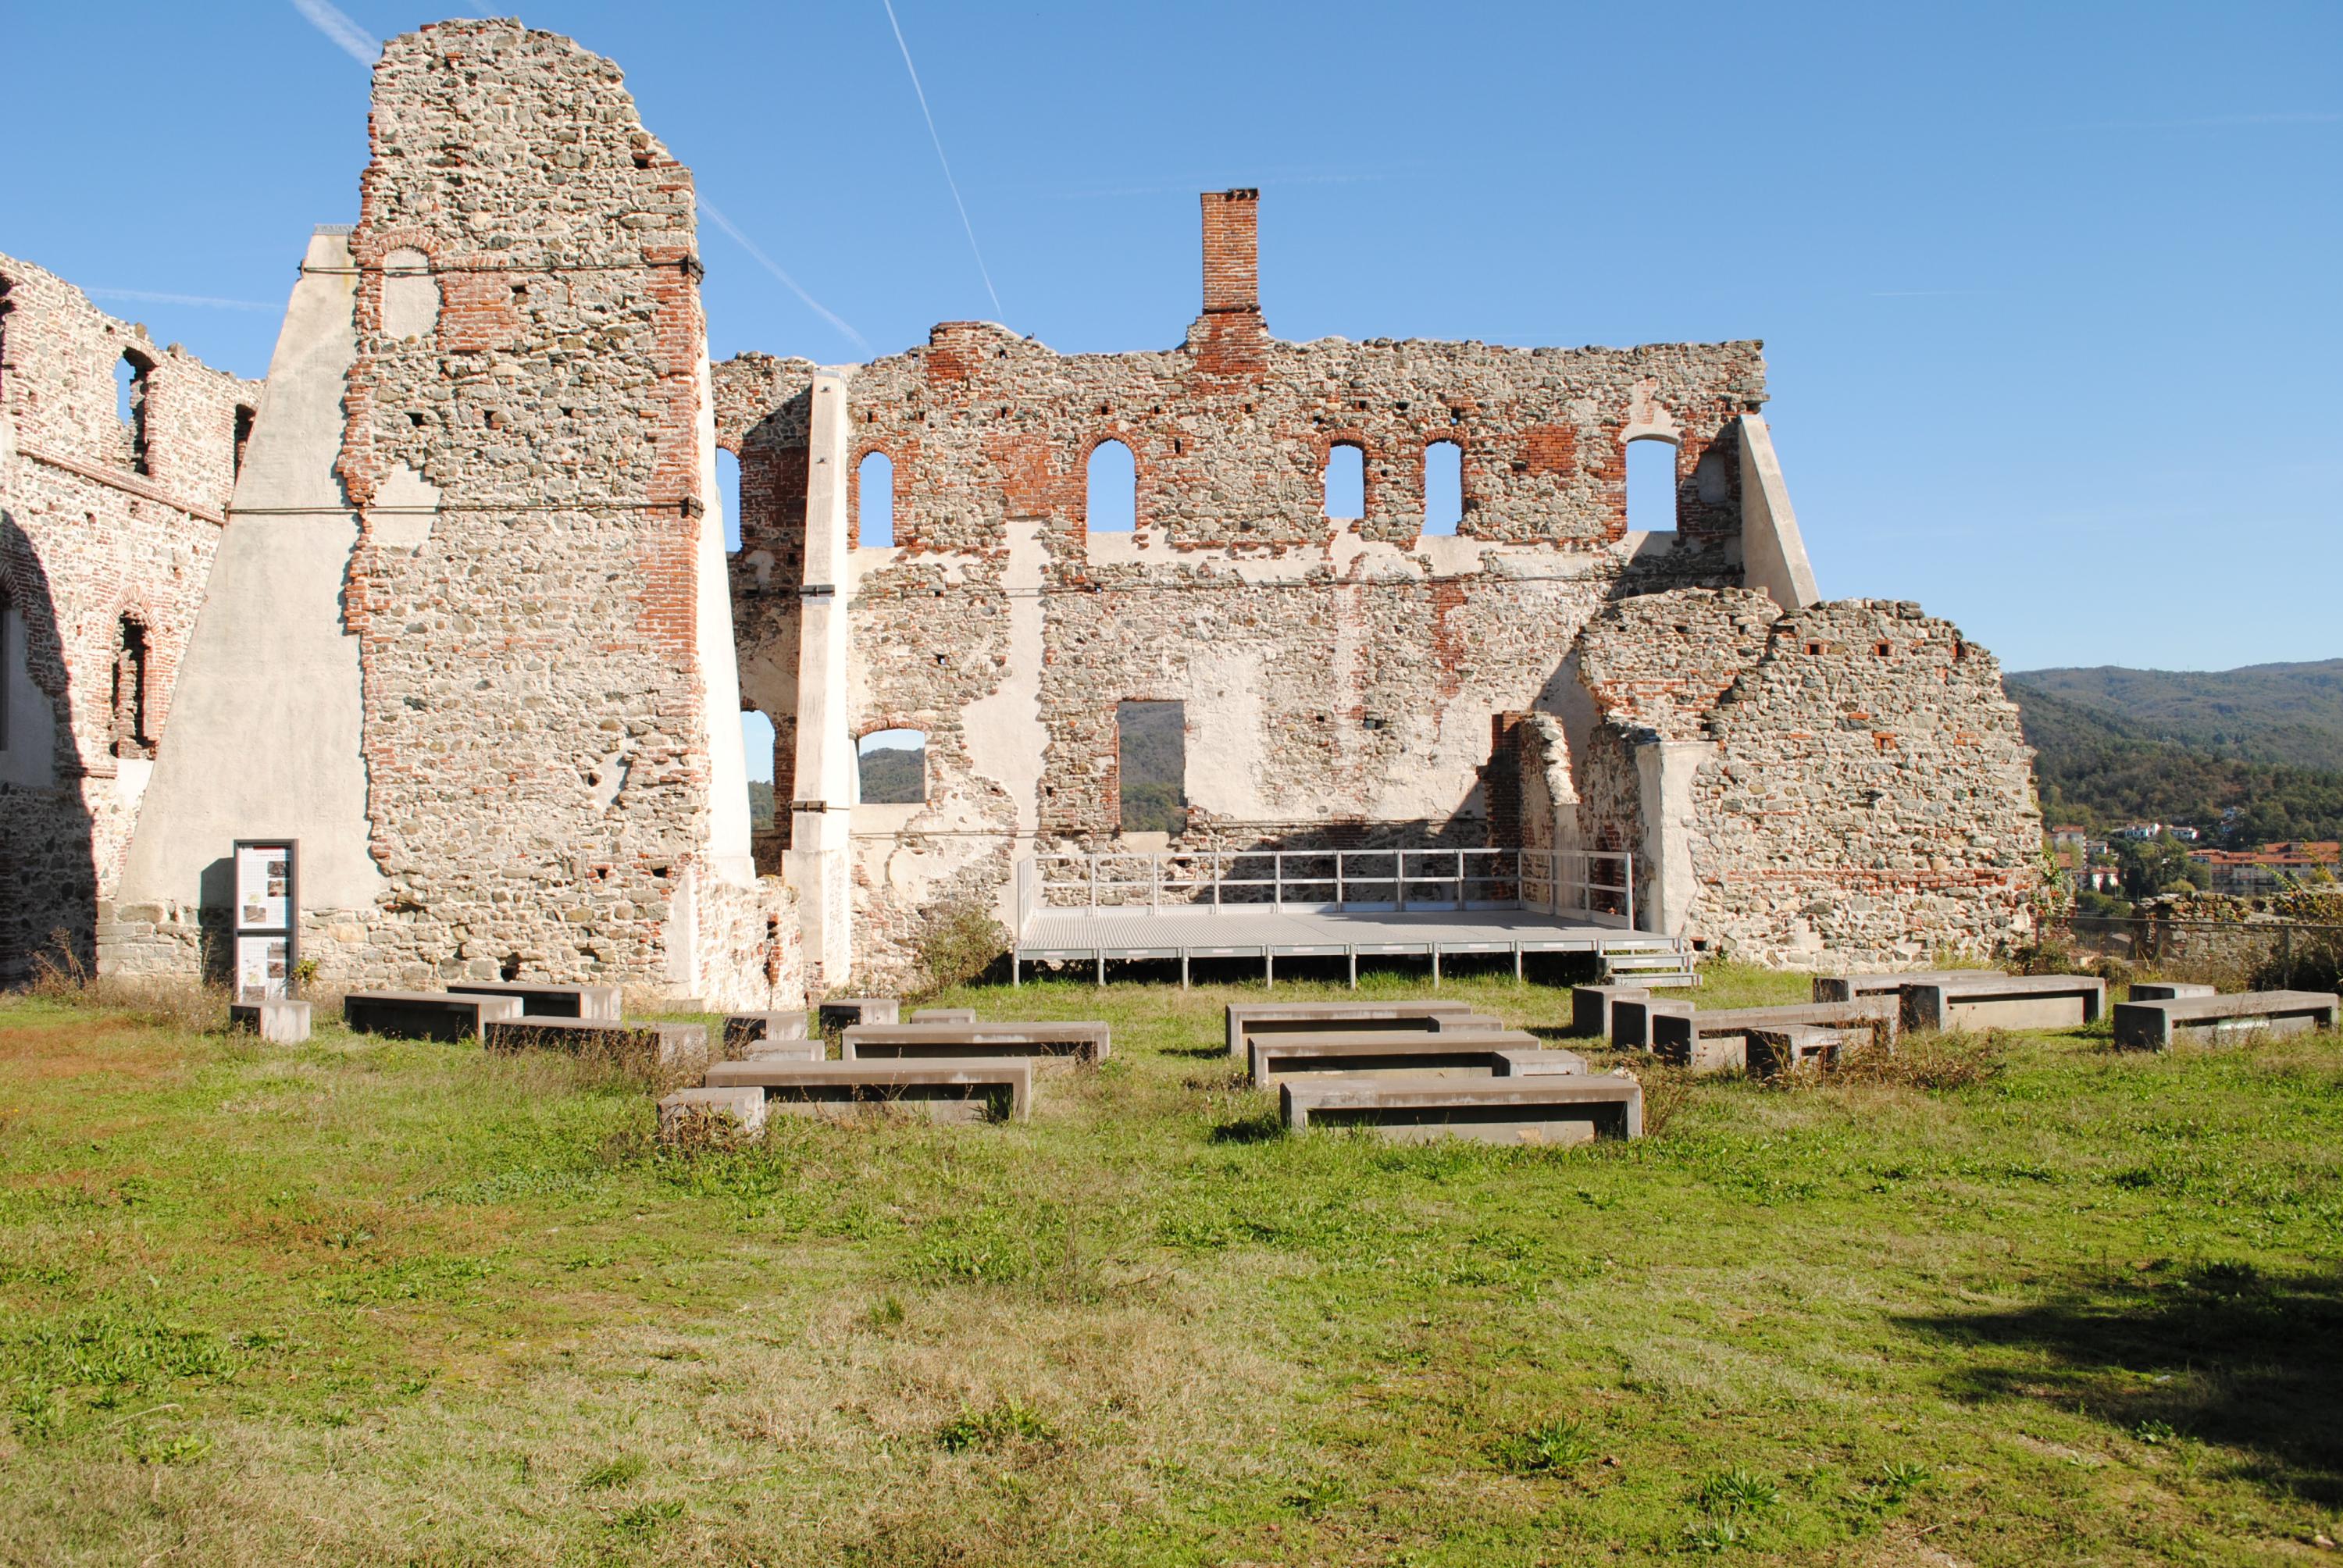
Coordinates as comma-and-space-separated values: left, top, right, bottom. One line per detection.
1021, 846, 1635, 927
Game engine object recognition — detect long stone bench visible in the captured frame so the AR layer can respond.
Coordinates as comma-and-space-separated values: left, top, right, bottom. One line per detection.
1244, 1028, 1553, 1089
1812, 970, 1995, 1003
2112, 990, 2340, 1051
1647, 998, 1899, 1072
445, 980, 622, 1021
910, 1007, 976, 1023
740, 1036, 826, 1063
1280, 1074, 1642, 1145
1746, 1024, 1876, 1078
818, 996, 900, 1032
1223, 1000, 1485, 1057
658, 1086, 766, 1141
344, 989, 522, 1043
2127, 982, 2216, 1002
702, 1057, 1032, 1122
483, 1016, 708, 1071
722, 1010, 809, 1057
1902, 974, 2106, 1032
840, 1021, 1111, 1064
1568, 983, 1649, 1039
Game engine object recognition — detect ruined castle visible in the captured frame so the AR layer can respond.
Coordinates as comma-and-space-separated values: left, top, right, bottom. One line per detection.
0, 20, 2042, 1003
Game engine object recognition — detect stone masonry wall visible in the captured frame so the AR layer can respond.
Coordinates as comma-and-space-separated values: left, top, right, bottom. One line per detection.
0, 255, 254, 980
316, 20, 792, 1005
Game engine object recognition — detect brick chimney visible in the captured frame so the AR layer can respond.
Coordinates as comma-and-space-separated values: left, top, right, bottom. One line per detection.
1200, 189, 1260, 315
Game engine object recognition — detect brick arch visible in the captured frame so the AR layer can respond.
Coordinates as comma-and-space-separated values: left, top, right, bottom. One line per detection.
847, 441, 904, 550
1316, 430, 1374, 523
1078, 429, 1144, 534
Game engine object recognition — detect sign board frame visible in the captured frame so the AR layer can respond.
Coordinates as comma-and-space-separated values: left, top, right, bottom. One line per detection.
231, 838, 300, 1003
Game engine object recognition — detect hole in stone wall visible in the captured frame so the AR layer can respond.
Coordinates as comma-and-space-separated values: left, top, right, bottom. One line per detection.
1422, 440, 1462, 536
111, 616, 152, 758
742, 708, 776, 829
1322, 443, 1364, 520
116, 351, 152, 475
0, 277, 12, 402
718, 447, 742, 553
233, 404, 257, 479
1625, 436, 1676, 533
1117, 700, 1186, 836
858, 729, 926, 805
1087, 438, 1136, 533
857, 451, 894, 548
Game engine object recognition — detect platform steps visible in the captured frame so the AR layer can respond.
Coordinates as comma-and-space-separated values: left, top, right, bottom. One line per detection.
1601, 937, 1700, 989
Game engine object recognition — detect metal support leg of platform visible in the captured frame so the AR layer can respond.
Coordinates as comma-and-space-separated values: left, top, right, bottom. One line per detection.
1431, 944, 1442, 987
1265, 951, 1275, 989
1514, 943, 1523, 983
1095, 950, 1104, 986
1012, 951, 1021, 988
1347, 945, 1357, 989
1180, 948, 1189, 989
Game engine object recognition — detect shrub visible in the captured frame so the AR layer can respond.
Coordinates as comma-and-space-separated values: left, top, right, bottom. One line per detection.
914, 898, 1009, 992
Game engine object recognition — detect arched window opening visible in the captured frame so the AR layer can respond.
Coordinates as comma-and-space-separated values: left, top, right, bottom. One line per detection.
1625, 437, 1678, 533
1086, 439, 1136, 533
1117, 700, 1186, 836
717, 447, 743, 553
741, 708, 776, 829
856, 451, 895, 548
858, 728, 925, 804
233, 404, 257, 481
1322, 442, 1364, 520
111, 616, 152, 759
116, 351, 152, 476
1422, 440, 1462, 536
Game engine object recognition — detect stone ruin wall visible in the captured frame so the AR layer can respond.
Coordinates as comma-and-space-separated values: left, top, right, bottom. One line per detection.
718, 298, 1767, 985
0, 256, 255, 981
317, 20, 794, 1006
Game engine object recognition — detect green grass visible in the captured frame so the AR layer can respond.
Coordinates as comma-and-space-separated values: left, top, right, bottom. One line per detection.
1, 973, 2339, 1564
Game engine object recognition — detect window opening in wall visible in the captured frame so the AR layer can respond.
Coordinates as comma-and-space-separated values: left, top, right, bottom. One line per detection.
1322, 443, 1364, 520
1086, 438, 1136, 533
233, 404, 256, 481
858, 729, 926, 805
1116, 700, 1186, 836
1625, 436, 1677, 533
117, 351, 152, 475
717, 447, 743, 553
741, 708, 776, 829
857, 451, 894, 548
1423, 440, 1462, 536
112, 616, 152, 759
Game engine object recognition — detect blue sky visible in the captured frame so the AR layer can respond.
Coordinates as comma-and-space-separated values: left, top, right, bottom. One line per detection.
3, 2, 2334, 675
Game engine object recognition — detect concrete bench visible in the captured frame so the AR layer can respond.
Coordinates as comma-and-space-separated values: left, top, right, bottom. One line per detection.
703, 1057, 1032, 1122
740, 1036, 826, 1062
1244, 1028, 1550, 1089
445, 980, 622, 1021
1902, 974, 2106, 1032
840, 1021, 1111, 1064
1648, 998, 1899, 1073
910, 1007, 976, 1024
657, 1086, 768, 1141
1610, 996, 1695, 1051
483, 1016, 708, 1071
344, 989, 523, 1043
722, 1010, 808, 1057
1746, 1024, 1875, 1078
2127, 982, 2216, 1002
817, 996, 900, 1032
2113, 990, 2339, 1051
1568, 983, 1649, 1039
1280, 1074, 1642, 1145
229, 999, 312, 1043
1223, 1000, 1482, 1057
1813, 970, 1995, 1003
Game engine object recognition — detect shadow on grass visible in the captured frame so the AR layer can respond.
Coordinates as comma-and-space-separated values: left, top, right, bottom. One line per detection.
1899, 1263, 2343, 1503
1208, 1111, 1286, 1145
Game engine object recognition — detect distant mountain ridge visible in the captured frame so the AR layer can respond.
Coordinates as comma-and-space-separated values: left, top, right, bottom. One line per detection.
2004, 660, 2343, 843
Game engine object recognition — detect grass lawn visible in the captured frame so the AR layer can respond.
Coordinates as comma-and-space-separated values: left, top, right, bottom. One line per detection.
1, 969, 2338, 1565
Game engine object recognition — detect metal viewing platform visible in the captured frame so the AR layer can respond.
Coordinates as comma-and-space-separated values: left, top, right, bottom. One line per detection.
1011, 847, 1690, 986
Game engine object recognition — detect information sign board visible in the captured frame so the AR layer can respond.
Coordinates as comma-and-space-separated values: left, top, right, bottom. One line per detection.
231, 839, 299, 1003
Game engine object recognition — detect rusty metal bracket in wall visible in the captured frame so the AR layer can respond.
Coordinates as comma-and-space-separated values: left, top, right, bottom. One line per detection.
18, 445, 226, 526
799, 583, 836, 599
789, 801, 830, 813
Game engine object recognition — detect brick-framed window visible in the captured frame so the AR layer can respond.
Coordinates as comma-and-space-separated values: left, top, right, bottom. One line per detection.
111, 615, 153, 760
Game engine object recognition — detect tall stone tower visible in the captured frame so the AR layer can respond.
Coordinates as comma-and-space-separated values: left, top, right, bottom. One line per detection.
111, 20, 798, 1007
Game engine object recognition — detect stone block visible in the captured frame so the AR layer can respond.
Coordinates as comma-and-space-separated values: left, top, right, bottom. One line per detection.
229, 999, 312, 1043
444, 981, 623, 1021
658, 1086, 767, 1142
1901, 974, 2106, 1032
1813, 970, 1991, 1003
1746, 1024, 1872, 1078
722, 1009, 809, 1057
910, 1007, 976, 1023
1569, 983, 1649, 1039
1223, 1000, 1482, 1057
818, 996, 900, 1032
2112, 990, 2339, 1051
1610, 996, 1695, 1051
482, 1016, 708, 1072
1280, 1073, 1641, 1144
2127, 982, 2216, 1002
1647, 997, 1897, 1070
703, 1057, 1033, 1122
344, 989, 524, 1043
840, 1021, 1111, 1064
1244, 1028, 1546, 1089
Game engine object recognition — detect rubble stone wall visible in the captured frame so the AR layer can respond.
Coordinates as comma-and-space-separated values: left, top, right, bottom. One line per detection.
0, 255, 255, 980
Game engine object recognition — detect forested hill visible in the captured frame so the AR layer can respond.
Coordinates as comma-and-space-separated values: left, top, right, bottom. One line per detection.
2005, 661, 2343, 843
